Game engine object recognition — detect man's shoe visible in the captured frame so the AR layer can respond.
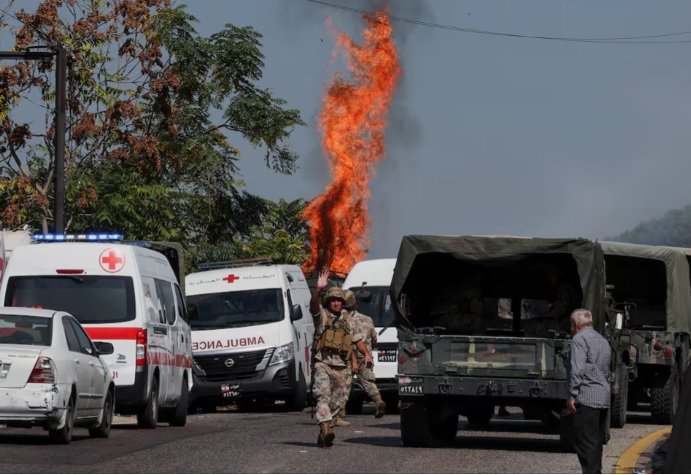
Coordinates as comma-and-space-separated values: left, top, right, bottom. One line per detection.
373, 398, 387, 418
317, 421, 335, 448
332, 417, 351, 428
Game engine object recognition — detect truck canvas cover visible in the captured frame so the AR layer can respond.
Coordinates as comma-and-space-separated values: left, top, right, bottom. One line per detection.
600, 241, 691, 334
391, 235, 605, 336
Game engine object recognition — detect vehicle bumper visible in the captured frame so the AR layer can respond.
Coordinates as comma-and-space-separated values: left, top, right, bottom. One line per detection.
113, 368, 148, 412
0, 384, 70, 427
397, 374, 569, 402
190, 359, 297, 404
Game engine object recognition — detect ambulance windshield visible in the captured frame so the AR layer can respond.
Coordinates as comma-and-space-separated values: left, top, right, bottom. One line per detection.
187, 288, 285, 329
353, 286, 395, 328
4, 276, 136, 324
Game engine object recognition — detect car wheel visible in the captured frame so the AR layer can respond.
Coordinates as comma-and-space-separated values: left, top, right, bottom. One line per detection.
89, 389, 114, 438
49, 395, 75, 444
137, 378, 159, 429
169, 379, 189, 427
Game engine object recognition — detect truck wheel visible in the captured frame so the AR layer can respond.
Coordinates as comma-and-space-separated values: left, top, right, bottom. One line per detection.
651, 365, 679, 424
610, 366, 628, 428
169, 378, 189, 426
137, 378, 159, 429
400, 399, 457, 447
467, 406, 494, 427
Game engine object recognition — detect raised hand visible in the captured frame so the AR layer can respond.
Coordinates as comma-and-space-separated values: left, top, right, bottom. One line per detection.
317, 268, 330, 289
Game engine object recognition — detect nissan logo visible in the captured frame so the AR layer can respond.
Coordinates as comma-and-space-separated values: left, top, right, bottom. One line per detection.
224, 358, 235, 368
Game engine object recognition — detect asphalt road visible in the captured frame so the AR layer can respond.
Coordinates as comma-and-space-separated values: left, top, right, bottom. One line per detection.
0, 405, 666, 473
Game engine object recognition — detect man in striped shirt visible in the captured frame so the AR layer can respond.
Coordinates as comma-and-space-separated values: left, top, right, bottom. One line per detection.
566, 308, 612, 474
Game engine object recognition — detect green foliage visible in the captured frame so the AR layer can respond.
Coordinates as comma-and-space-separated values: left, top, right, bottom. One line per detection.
609, 205, 691, 247
0, 1, 308, 266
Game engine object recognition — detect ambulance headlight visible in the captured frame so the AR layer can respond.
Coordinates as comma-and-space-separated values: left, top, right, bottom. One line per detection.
269, 343, 294, 366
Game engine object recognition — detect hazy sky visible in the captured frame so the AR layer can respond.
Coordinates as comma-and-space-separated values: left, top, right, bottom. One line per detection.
6, 1, 691, 260
187, 0, 691, 260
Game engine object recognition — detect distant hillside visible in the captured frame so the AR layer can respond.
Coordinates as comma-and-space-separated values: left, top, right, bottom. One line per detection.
609, 205, 691, 247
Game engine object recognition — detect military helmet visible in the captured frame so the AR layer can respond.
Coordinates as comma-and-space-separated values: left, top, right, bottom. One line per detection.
323, 286, 346, 304
343, 289, 356, 310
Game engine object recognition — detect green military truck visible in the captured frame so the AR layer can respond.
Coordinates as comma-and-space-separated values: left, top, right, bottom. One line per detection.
600, 242, 691, 426
392, 235, 609, 447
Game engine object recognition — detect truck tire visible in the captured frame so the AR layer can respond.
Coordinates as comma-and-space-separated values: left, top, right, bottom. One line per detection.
467, 406, 494, 427
137, 378, 159, 429
400, 399, 457, 447
651, 365, 679, 424
610, 366, 628, 428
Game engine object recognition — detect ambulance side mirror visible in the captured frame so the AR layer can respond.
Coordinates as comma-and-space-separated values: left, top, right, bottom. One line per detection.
290, 304, 303, 321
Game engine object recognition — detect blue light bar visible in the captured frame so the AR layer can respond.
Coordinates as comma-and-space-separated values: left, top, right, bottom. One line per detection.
32, 233, 124, 242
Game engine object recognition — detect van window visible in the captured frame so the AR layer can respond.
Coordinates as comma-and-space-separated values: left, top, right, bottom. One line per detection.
174, 284, 188, 323
5, 276, 136, 324
353, 286, 395, 328
155, 279, 176, 325
187, 288, 284, 330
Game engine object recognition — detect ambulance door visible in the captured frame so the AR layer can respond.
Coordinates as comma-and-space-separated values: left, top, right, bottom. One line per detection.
286, 286, 309, 383
153, 279, 175, 404
173, 283, 191, 392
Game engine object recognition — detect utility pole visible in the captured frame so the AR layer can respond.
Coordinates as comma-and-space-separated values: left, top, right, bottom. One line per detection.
0, 46, 66, 233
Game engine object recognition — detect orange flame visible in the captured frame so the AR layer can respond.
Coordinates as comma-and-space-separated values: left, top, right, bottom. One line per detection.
303, 9, 401, 275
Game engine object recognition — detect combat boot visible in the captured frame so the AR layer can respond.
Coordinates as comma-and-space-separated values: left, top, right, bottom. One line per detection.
331, 417, 351, 428
317, 421, 335, 448
372, 395, 387, 418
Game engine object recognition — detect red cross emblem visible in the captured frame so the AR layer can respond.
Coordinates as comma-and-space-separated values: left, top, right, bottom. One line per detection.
99, 248, 125, 273
223, 274, 239, 283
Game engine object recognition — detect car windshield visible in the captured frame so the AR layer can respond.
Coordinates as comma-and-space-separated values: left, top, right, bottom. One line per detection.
187, 288, 284, 329
0, 314, 52, 346
4, 276, 136, 324
353, 286, 395, 328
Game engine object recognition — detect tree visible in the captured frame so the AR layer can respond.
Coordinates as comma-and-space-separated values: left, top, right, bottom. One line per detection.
0, 0, 304, 262
192, 198, 309, 269
610, 205, 691, 247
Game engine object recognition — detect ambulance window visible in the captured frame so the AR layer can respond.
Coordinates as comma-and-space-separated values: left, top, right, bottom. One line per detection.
6, 276, 135, 324
174, 284, 188, 323
155, 279, 176, 325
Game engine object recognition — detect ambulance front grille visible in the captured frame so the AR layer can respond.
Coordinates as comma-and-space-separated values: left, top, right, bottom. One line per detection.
195, 349, 270, 381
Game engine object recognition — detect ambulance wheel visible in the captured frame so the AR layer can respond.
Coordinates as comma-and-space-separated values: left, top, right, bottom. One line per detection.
345, 397, 363, 415
137, 378, 159, 428
287, 370, 307, 411
169, 378, 189, 426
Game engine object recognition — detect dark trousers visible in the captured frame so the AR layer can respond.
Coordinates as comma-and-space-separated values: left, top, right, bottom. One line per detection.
572, 404, 608, 474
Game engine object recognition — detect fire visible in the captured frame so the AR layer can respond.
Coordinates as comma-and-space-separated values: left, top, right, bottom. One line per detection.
303, 9, 401, 275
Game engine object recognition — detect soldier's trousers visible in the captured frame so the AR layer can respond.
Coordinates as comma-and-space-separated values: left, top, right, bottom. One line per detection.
313, 361, 350, 423
341, 361, 382, 415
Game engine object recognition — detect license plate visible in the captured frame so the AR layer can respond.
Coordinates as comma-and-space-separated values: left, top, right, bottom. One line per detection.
221, 384, 240, 398
398, 377, 423, 395
378, 349, 397, 362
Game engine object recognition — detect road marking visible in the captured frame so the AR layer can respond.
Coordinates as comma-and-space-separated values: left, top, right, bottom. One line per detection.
615, 427, 672, 474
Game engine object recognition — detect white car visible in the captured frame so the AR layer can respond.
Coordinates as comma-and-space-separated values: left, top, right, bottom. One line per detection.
0, 307, 115, 443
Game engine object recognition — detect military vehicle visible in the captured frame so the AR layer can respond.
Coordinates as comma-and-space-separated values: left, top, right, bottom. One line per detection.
392, 235, 608, 447
600, 242, 691, 425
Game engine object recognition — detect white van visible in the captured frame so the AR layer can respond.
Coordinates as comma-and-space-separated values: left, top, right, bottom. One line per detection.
0, 234, 193, 428
185, 262, 314, 410
342, 258, 398, 413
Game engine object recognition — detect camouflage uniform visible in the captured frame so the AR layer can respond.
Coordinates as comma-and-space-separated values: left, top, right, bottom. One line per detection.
312, 306, 361, 424
350, 311, 383, 402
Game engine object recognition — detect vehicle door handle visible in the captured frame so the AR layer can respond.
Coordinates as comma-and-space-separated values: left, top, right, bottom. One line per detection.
74, 358, 80, 365
89, 361, 95, 366
181, 335, 184, 343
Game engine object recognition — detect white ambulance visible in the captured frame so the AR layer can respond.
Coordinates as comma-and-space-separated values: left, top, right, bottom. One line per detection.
0, 234, 192, 428
343, 258, 398, 413
185, 261, 313, 410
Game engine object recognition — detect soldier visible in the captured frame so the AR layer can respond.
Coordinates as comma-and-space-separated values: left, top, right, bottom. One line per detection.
309, 269, 370, 448
338, 289, 387, 423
